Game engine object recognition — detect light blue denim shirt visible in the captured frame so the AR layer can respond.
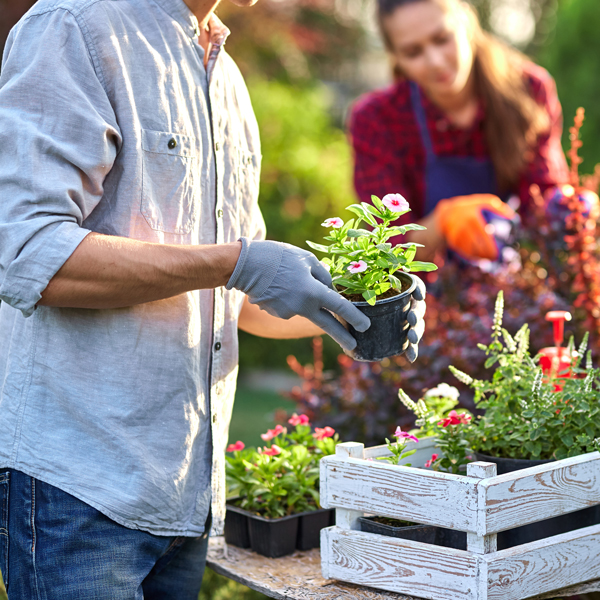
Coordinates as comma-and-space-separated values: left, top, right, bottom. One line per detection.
0, 0, 264, 536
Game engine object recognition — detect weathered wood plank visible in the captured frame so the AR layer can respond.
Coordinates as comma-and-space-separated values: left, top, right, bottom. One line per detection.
484, 524, 600, 600
322, 526, 479, 600
208, 538, 419, 600
481, 452, 600, 534
320, 455, 478, 531
334, 443, 365, 530
467, 462, 498, 553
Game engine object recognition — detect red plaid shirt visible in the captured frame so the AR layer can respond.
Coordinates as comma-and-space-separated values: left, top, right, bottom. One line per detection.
348, 62, 569, 224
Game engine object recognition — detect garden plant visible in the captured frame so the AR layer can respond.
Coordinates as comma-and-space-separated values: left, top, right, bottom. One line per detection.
307, 193, 437, 305
225, 413, 338, 518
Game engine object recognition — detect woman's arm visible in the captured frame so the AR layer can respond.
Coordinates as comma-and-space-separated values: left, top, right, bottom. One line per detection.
238, 296, 324, 338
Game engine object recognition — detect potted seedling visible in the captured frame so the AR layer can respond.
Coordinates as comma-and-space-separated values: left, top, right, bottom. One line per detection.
307, 194, 437, 361
225, 414, 338, 557
399, 291, 600, 549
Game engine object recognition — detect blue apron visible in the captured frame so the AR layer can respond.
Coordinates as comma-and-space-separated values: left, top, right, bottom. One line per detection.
409, 82, 499, 215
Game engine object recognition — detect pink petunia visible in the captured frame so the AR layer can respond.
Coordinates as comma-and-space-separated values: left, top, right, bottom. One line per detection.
259, 444, 282, 456
382, 194, 410, 213
313, 426, 335, 440
347, 260, 368, 274
424, 453, 439, 468
288, 413, 310, 426
322, 217, 344, 228
393, 427, 419, 443
226, 441, 245, 452
260, 424, 287, 441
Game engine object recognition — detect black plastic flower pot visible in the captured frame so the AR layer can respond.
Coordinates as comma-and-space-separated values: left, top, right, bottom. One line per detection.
224, 500, 251, 549
475, 452, 600, 549
340, 273, 417, 362
434, 527, 467, 550
296, 508, 335, 550
247, 512, 300, 558
359, 516, 437, 544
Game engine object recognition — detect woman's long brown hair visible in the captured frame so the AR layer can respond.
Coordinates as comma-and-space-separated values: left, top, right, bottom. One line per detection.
377, 0, 549, 192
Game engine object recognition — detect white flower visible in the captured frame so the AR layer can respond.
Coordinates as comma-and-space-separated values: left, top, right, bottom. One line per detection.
347, 260, 368, 274
322, 217, 343, 228
382, 194, 410, 213
424, 383, 460, 401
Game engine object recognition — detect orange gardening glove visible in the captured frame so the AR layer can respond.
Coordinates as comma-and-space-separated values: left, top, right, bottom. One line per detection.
435, 194, 518, 261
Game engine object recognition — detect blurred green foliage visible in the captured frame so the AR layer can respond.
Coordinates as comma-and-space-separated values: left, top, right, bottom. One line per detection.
539, 0, 600, 170
238, 78, 357, 371
199, 568, 267, 600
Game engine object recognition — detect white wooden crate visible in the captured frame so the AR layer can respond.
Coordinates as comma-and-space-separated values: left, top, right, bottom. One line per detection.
320, 441, 600, 600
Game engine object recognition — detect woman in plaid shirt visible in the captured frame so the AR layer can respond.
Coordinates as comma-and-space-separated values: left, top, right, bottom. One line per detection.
349, 0, 570, 263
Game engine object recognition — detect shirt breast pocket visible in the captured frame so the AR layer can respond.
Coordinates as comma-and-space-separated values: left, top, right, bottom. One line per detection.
141, 129, 203, 235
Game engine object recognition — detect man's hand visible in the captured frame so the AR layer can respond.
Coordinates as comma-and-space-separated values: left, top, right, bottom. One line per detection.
435, 194, 517, 261
406, 275, 426, 363
227, 238, 370, 351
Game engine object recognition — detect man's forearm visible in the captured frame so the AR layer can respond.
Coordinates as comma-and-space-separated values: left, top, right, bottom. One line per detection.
39, 232, 242, 309
238, 296, 324, 339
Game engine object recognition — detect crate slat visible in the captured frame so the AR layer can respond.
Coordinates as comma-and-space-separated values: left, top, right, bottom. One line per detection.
484, 523, 600, 600
321, 455, 479, 531
321, 526, 479, 600
481, 452, 600, 534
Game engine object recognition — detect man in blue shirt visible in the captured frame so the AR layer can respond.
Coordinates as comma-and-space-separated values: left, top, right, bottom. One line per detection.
0, 0, 424, 596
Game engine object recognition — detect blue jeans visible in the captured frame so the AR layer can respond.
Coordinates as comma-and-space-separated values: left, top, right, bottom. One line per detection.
0, 469, 210, 599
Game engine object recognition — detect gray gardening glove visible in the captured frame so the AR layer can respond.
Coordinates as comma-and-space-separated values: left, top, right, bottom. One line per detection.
226, 237, 371, 351
405, 275, 426, 363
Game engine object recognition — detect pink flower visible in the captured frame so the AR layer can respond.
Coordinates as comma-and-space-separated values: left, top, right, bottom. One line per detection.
424, 453, 439, 468
261, 424, 287, 441
288, 413, 310, 426
347, 260, 368, 274
322, 217, 343, 228
259, 444, 282, 456
393, 427, 419, 443
226, 441, 245, 452
438, 410, 471, 428
382, 194, 410, 213
313, 426, 335, 440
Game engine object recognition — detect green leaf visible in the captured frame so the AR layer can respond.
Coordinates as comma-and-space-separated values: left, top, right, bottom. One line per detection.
346, 205, 376, 227
407, 261, 438, 272
371, 195, 384, 211
347, 229, 373, 238
306, 241, 330, 253
362, 290, 377, 305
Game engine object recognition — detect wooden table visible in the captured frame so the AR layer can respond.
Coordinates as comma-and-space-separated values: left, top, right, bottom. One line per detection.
207, 538, 600, 600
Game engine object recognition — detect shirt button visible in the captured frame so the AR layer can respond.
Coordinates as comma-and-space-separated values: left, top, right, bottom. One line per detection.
214, 342, 222, 351
168, 138, 177, 149
217, 209, 223, 218
215, 142, 221, 151
212, 414, 217, 423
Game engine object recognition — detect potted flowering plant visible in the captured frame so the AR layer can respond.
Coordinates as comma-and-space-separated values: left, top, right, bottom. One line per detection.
225, 414, 338, 557
398, 291, 600, 548
307, 193, 437, 361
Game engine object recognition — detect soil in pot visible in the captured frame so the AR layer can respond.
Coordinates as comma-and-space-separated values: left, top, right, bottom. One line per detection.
340, 273, 417, 362
475, 452, 600, 550
247, 512, 300, 558
296, 508, 335, 550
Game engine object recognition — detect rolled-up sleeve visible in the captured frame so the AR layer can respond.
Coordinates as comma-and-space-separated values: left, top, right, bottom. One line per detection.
0, 8, 121, 316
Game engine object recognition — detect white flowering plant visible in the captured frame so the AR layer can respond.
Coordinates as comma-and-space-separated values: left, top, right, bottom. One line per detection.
307, 194, 437, 305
